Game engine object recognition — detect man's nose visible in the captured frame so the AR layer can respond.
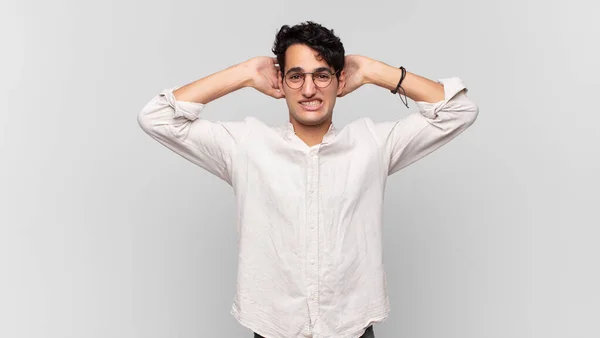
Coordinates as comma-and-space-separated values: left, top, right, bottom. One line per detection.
302, 75, 317, 96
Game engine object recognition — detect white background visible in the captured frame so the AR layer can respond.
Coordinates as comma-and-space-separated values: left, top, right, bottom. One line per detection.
1, 0, 599, 337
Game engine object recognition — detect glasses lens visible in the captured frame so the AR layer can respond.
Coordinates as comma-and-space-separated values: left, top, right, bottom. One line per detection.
314, 71, 333, 88
286, 72, 304, 89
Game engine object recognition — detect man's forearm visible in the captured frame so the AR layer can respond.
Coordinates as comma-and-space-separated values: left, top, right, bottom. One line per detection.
364, 61, 445, 103
173, 62, 253, 104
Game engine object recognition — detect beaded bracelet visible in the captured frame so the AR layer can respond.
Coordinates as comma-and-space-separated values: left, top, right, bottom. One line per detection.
390, 66, 409, 108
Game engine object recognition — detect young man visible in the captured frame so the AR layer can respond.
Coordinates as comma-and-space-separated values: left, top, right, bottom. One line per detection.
138, 21, 478, 338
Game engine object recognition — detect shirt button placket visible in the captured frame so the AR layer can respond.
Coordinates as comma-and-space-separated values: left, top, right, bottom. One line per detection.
306, 151, 320, 327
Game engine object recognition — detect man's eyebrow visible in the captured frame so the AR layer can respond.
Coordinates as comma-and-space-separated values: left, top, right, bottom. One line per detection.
287, 66, 332, 73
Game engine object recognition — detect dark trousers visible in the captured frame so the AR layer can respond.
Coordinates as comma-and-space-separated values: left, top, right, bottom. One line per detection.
254, 325, 374, 337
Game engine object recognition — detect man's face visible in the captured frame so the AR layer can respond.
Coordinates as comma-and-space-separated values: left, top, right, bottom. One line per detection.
278, 44, 345, 127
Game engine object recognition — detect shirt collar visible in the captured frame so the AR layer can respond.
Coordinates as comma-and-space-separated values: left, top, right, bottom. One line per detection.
284, 121, 336, 136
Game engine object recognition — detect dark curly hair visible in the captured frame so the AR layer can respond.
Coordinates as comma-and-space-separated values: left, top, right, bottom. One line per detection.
272, 21, 345, 80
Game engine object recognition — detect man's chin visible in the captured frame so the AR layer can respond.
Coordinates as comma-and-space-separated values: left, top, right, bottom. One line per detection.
291, 112, 331, 126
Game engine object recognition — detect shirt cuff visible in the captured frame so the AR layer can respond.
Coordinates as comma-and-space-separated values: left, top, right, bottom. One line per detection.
159, 86, 206, 121
414, 77, 467, 119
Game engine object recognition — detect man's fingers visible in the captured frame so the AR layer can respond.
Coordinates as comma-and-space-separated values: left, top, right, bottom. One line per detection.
267, 88, 284, 99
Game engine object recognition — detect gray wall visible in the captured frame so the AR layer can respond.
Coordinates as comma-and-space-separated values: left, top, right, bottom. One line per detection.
1, 0, 598, 337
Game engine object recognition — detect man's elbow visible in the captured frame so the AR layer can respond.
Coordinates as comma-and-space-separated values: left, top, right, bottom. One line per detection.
137, 110, 153, 136
137, 107, 163, 138
464, 101, 479, 127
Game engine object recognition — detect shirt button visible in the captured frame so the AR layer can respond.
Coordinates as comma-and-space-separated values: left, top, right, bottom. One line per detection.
311, 260, 315, 265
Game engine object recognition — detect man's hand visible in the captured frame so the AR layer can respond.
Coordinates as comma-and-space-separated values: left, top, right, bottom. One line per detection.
337, 54, 376, 97
245, 56, 285, 99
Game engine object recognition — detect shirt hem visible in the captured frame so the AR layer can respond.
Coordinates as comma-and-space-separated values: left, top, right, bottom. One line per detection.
231, 302, 390, 338
231, 304, 305, 338
335, 306, 390, 338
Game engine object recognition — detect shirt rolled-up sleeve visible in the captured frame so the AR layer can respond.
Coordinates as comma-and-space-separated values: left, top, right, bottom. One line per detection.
370, 77, 479, 175
137, 86, 248, 185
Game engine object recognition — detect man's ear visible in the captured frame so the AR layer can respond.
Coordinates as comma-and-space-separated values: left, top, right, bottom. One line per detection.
336, 69, 346, 97
278, 70, 284, 92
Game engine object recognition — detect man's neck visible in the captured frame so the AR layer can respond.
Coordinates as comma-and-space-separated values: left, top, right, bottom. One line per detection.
290, 117, 332, 147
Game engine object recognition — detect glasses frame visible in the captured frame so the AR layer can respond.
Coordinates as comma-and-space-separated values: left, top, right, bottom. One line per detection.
284, 68, 340, 89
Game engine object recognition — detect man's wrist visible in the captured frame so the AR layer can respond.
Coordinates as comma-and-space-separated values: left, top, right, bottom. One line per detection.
235, 61, 257, 88
360, 58, 377, 85
363, 60, 398, 90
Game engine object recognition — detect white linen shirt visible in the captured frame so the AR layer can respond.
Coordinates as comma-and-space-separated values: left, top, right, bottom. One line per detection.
137, 77, 478, 338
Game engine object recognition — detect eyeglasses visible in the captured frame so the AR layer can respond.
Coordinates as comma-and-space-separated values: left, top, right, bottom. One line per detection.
284, 69, 339, 89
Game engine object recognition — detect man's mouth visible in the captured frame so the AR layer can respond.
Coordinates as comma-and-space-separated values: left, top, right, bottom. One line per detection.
299, 100, 323, 111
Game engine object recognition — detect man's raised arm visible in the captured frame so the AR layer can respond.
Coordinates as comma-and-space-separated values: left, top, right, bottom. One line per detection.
136, 57, 283, 184
173, 56, 284, 104
339, 54, 479, 175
